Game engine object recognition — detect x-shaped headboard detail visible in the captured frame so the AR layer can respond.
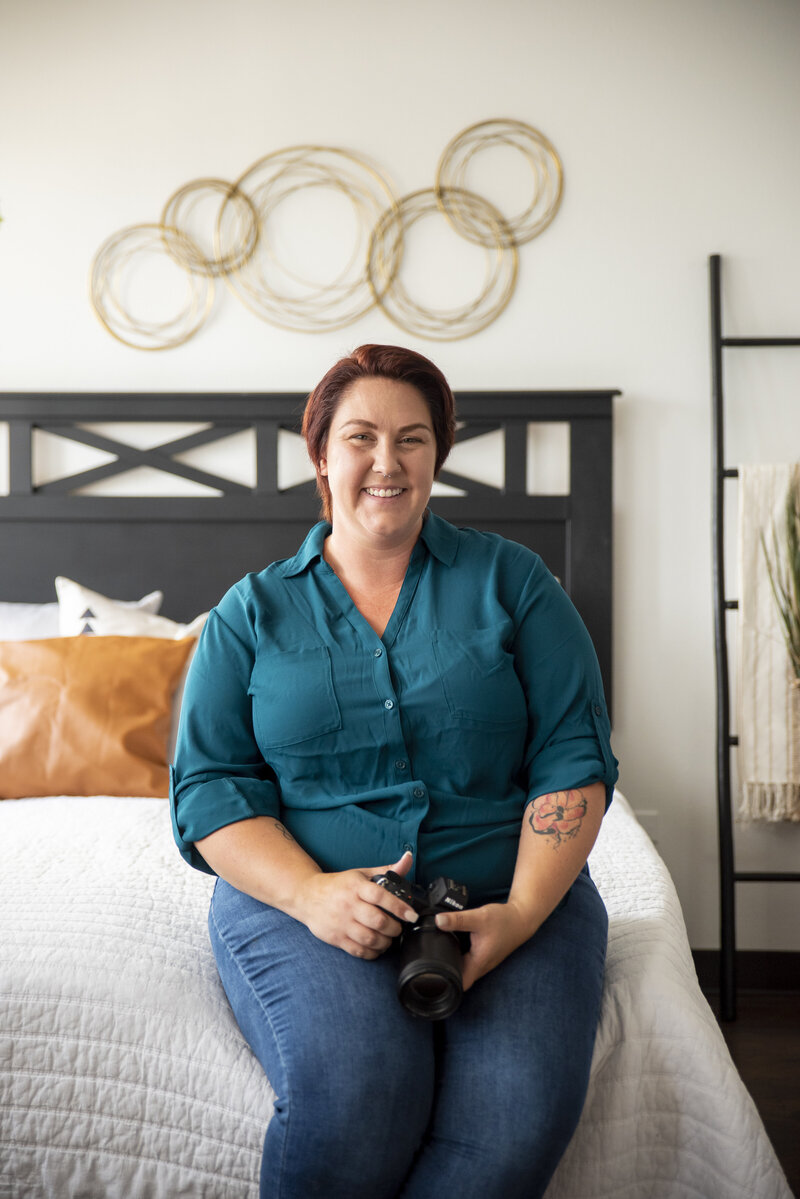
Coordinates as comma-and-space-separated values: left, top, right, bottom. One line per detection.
32, 423, 254, 496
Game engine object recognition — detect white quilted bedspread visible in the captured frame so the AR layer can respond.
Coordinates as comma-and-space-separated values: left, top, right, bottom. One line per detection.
0, 793, 791, 1198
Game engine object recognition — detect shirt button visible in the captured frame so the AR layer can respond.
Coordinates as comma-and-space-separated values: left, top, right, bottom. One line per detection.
594, 704, 603, 715
413, 787, 425, 799
395, 759, 408, 771
384, 699, 395, 710
374, 647, 383, 657
403, 843, 414, 854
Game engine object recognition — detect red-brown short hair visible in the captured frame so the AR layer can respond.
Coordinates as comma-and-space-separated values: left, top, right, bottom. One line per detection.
302, 344, 457, 522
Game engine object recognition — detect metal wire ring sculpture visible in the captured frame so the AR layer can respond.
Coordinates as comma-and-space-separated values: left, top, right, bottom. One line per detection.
90, 223, 214, 351
435, 118, 563, 248
160, 178, 259, 277
367, 187, 518, 342
90, 121, 563, 347
217, 145, 402, 333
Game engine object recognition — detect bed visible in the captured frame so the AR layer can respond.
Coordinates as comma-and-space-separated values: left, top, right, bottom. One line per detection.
0, 390, 791, 1198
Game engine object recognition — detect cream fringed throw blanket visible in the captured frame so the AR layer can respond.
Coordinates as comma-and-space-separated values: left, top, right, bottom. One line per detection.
737, 463, 800, 821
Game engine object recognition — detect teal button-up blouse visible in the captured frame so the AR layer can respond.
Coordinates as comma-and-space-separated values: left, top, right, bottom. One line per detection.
170, 513, 617, 904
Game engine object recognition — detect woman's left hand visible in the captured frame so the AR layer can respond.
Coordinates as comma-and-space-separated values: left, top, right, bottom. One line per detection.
434, 900, 536, 992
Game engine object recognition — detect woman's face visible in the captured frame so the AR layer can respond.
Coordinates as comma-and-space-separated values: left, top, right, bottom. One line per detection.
319, 377, 437, 553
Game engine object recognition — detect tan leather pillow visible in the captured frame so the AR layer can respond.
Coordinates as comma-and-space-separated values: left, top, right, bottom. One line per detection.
0, 636, 195, 799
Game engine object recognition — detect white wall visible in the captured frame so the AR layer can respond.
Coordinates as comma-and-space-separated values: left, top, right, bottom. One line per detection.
2, 0, 800, 950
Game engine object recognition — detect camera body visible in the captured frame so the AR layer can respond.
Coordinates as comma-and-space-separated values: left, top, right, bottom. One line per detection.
371, 870, 469, 1020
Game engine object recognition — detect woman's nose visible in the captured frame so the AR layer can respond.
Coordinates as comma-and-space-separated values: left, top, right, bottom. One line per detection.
372, 440, 400, 476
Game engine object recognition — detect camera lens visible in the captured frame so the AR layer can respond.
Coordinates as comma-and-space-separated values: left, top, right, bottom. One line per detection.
396, 918, 464, 1020
402, 969, 459, 1015
408, 973, 447, 1000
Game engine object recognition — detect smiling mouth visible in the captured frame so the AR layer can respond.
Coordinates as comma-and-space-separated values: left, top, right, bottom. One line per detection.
364, 487, 405, 498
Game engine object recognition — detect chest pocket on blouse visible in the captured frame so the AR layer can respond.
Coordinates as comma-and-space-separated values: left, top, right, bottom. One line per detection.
249, 645, 341, 749
433, 627, 527, 727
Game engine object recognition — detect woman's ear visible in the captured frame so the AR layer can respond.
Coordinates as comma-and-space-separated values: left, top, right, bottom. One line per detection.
318, 457, 328, 477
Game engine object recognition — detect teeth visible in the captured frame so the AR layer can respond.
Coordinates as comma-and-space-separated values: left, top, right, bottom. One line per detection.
366, 487, 403, 498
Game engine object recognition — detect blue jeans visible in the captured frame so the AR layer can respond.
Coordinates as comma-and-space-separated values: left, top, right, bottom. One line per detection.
209, 869, 607, 1199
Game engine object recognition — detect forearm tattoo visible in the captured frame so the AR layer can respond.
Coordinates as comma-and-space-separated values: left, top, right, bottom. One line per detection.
272, 820, 295, 843
528, 789, 588, 846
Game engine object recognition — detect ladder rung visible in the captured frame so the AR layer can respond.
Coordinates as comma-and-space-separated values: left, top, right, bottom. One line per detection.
735, 871, 800, 883
723, 337, 800, 347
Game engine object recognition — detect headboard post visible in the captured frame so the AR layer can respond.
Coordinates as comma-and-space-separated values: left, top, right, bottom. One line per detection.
255, 422, 281, 496
8, 421, 32, 495
568, 412, 613, 707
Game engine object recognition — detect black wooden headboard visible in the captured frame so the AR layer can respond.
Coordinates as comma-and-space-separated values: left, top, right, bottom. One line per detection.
0, 390, 617, 707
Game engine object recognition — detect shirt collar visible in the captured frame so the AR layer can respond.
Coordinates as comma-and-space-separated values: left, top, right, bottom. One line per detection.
418, 510, 459, 565
276, 510, 458, 578
276, 522, 331, 577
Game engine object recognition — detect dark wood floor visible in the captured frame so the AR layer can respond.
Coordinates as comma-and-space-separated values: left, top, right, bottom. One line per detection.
703, 990, 800, 1196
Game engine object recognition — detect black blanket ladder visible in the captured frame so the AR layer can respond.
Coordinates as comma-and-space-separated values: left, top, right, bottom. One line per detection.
709, 252, 800, 1021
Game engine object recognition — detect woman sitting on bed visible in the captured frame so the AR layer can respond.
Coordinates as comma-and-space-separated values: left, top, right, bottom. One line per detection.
170, 344, 618, 1199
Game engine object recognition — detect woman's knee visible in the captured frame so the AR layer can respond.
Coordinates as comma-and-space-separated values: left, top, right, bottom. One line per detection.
403, 1069, 587, 1199
284, 1002, 434, 1122
263, 1022, 434, 1199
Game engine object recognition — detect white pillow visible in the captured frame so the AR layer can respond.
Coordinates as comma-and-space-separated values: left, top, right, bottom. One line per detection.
0, 601, 60, 641
0, 584, 162, 641
55, 577, 163, 636
55, 576, 207, 758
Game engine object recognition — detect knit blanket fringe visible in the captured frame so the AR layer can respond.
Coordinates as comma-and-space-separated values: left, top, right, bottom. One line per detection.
739, 781, 800, 823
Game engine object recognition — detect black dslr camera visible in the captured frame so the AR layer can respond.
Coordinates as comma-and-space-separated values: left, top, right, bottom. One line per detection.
371, 870, 469, 1020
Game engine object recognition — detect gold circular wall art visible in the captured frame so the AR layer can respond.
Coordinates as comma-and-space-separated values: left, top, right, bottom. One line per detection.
90, 119, 563, 347
90, 223, 214, 351
367, 187, 518, 341
217, 146, 401, 333
160, 178, 260, 277
435, 118, 564, 247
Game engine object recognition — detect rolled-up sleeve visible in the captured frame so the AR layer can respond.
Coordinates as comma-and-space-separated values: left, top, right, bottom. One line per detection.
170, 600, 280, 873
512, 560, 618, 810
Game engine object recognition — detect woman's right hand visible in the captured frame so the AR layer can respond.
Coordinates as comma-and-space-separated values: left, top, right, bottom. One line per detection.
196, 818, 417, 960
295, 850, 417, 959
